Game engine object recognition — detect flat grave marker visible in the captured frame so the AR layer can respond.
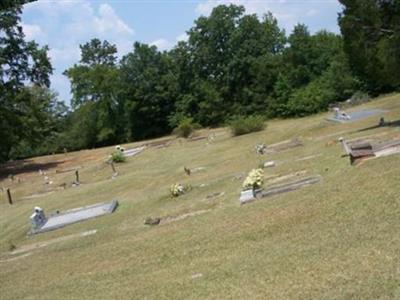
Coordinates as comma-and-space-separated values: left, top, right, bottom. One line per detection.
326, 109, 387, 123
29, 200, 118, 234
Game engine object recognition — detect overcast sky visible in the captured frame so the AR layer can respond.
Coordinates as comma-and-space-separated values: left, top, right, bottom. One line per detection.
21, 0, 342, 105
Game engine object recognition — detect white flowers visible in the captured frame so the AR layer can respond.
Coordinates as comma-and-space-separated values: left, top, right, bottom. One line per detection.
108, 145, 127, 163
242, 168, 264, 190
255, 143, 267, 155
115, 145, 125, 152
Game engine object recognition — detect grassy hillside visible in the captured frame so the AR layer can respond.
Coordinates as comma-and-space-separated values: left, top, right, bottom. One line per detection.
1, 94, 400, 299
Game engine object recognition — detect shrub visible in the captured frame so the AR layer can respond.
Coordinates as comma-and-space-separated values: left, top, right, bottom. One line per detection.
348, 91, 371, 105
110, 150, 126, 163
173, 117, 200, 138
286, 80, 334, 117
229, 115, 265, 136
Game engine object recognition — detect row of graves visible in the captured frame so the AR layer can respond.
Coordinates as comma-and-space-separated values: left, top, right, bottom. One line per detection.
25, 139, 174, 235
238, 107, 400, 205
1, 134, 214, 239
2, 106, 399, 258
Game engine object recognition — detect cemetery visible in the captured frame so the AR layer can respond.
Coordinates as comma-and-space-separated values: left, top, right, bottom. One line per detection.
1, 94, 400, 298
1, 0, 400, 297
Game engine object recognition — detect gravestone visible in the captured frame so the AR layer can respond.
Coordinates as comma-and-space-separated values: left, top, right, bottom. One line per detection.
255, 143, 267, 155
327, 109, 387, 123
30, 207, 47, 230
338, 137, 351, 155
264, 161, 275, 168
239, 189, 255, 204
29, 200, 118, 234
123, 146, 146, 157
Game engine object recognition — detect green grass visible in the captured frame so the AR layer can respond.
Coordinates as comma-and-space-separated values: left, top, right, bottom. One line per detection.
1, 94, 400, 299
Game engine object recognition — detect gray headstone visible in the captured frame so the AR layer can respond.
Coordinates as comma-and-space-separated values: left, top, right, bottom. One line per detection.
29, 200, 118, 235
239, 189, 255, 204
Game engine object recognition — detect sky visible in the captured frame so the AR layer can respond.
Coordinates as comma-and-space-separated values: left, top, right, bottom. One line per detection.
21, 0, 343, 105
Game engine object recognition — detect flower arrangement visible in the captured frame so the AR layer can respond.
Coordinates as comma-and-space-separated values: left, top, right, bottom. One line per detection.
170, 183, 190, 197
115, 145, 125, 152
108, 145, 126, 163
255, 143, 267, 155
242, 168, 264, 190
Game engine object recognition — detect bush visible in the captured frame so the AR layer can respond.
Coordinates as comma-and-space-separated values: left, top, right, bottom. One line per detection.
110, 150, 126, 163
229, 115, 265, 136
285, 80, 334, 117
173, 117, 200, 138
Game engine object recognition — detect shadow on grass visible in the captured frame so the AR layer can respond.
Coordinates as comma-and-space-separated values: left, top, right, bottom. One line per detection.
0, 160, 65, 179
356, 120, 400, 133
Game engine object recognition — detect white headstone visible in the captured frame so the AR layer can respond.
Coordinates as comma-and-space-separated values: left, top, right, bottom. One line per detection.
264, 161, 275, 168
239, 189, 255, 204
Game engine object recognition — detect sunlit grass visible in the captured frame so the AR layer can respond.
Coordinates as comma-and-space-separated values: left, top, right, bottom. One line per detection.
1, 94, 400, 299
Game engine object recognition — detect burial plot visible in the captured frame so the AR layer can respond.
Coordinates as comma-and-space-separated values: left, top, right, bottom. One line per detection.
123, 146, 146, 158
240, 176, 321, 205
340, 137, 400, 165
373, 139, 400, 157
29, 200, 118, 234
326, 109, 387, 123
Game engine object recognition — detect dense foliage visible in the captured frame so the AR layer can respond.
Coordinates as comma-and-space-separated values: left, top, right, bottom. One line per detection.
229, 115, 265, 136
0, 0, 66, 162
1, 2, 399, 162
338, 0, 400, 93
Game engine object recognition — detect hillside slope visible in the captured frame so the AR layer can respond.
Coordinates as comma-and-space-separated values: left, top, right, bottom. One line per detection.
1, 94, 400, 299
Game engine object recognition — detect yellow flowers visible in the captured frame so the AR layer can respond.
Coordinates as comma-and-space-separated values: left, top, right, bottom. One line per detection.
170, 183, 186, 197
242, 168, 264, 190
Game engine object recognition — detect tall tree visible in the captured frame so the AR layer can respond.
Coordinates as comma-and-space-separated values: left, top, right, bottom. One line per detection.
173, 6, 286, 124
338, 0, 400, 92
119, 42, 178, 139
0, 1, 53, 162
64, 39, 121, 146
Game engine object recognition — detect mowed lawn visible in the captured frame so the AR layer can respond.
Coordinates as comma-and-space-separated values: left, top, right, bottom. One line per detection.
1, 94, 400, 299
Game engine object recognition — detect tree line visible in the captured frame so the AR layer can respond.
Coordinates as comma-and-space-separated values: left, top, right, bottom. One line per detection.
1, 0, 399, 162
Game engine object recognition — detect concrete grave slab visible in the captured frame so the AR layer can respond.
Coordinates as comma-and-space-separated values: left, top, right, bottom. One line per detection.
340, 137, 400, 165
239, 189, 256, 204
260, 176, 321, 198
240, 176, 321, 205
124, 146, 146, 157
29, 200, 118, 234
326, 109, 387, 123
